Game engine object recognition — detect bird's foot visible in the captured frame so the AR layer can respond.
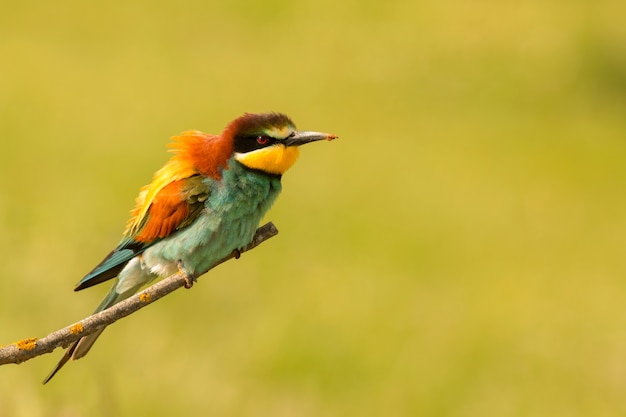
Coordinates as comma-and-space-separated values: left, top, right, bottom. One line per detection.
177, 260, 197, 289
233, 248, 241, 259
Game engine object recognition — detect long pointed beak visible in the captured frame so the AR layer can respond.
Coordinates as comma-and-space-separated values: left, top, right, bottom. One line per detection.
284, 131, 338, 147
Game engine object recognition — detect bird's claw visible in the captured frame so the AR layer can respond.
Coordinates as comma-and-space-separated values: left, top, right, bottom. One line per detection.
177, 261, 197, 289
233, 248, 241, 259
183, 276, 195, 289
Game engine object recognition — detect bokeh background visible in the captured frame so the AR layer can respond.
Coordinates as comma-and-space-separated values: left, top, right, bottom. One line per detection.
1, 0, 626, 416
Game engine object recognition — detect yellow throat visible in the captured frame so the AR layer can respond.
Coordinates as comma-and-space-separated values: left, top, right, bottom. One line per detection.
235, 144, 300, 175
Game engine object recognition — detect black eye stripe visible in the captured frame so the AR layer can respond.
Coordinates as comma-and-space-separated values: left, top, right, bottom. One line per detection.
233, 134, 277, 153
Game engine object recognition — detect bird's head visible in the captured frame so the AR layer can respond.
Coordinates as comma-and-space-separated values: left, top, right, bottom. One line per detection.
225, 112, 337, 176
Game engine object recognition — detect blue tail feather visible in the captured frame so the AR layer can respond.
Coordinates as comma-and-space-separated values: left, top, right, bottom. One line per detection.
74, 247, 144, 291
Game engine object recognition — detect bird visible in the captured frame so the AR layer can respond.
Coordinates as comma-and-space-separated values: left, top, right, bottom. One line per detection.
43, 112, 336, 383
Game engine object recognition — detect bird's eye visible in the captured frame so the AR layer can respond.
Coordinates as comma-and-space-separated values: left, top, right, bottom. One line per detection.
256, 136, 270, 145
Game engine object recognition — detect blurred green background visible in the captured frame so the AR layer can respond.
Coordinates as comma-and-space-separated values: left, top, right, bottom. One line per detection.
1, 0, 626, 415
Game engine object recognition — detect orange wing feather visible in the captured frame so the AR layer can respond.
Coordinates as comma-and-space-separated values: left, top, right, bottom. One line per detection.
133, 180, 190, 243
123, 130, 232, 242
72, 130, 230, 293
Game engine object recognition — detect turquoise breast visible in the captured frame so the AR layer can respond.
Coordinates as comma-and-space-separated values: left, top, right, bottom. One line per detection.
142, 159, 282, 277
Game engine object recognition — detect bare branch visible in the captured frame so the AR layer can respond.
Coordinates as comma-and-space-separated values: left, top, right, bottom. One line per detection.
0, 222, 279, 366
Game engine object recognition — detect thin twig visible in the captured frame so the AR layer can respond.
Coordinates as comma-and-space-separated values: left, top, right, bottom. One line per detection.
0, 222, 279, 366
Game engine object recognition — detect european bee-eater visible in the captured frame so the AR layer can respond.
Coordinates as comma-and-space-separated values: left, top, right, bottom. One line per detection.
43, 112, 336, 383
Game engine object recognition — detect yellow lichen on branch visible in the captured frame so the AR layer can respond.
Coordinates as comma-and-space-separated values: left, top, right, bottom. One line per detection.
70, 323, 83, 335
0, 222, 279, 367
16, 338, 38, 351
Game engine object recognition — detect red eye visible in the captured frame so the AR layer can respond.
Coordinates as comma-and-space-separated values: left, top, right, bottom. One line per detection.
256, 136, 269, 145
